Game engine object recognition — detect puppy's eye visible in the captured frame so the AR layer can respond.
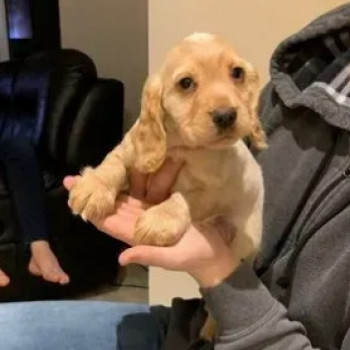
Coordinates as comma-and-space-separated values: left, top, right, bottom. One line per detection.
178, 77, 194, 90
231, 67, 245, 81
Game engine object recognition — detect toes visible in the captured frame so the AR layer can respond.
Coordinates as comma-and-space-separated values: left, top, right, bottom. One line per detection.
29, 244, 70, 285
49, 265, 70, 285
41, 265, 68, 284
43, 269, 61, 283
0, 268, 10, 287
28, 258, 42, 276
59, 272, 70, 285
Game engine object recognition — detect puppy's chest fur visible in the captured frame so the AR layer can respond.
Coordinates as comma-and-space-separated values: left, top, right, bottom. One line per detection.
168, 140, 262, 224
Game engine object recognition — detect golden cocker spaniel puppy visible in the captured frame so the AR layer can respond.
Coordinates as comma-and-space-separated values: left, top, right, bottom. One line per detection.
68, 32, 267, 339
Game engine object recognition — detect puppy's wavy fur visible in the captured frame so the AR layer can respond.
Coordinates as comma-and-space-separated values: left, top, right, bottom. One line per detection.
68, 33, 266, 340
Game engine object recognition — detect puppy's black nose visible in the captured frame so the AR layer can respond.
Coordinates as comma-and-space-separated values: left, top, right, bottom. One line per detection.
212, 107, 237, 129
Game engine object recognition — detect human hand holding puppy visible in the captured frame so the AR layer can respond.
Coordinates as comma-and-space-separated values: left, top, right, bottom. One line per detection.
64, 159, 239, 289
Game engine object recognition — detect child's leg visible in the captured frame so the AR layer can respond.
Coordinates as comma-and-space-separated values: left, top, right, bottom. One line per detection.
0, 138, 69, 284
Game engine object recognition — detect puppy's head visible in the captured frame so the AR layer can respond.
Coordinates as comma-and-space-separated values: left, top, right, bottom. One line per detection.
132, 33, 267, 173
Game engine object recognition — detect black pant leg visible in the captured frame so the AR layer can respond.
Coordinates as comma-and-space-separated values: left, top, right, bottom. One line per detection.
0, 138, 48, 246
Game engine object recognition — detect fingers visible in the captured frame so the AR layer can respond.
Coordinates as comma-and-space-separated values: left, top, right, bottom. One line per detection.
128, 157, 184, 205
63, 176, 78, 191
146, 158, 185, 204
129, 171, 148, 200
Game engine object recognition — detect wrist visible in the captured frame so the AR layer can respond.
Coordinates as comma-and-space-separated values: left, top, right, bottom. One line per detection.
190, 255, 240, 288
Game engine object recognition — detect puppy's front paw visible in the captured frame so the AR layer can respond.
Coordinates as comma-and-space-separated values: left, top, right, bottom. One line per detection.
68, 168, 116, 221
134, 204, 190, 246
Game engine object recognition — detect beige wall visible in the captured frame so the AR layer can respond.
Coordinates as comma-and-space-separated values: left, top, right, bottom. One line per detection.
149, 0, 347, 84
148, 0, 347, 306
59, 0, 148, 131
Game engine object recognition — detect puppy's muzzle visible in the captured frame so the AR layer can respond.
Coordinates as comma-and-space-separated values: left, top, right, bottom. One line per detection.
211, 107, 237, 130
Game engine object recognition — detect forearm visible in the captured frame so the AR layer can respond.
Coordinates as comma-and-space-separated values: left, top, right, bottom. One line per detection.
201, 263, 320, 350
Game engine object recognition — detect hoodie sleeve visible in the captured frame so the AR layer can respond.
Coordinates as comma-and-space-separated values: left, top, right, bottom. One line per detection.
201, 263, 322, 350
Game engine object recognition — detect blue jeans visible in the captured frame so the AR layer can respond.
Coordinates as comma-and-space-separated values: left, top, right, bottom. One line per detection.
0, 301, 150, 350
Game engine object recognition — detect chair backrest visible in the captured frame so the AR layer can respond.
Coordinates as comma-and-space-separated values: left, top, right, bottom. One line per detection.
0, 49, 98, 169
0, 49, 125, 176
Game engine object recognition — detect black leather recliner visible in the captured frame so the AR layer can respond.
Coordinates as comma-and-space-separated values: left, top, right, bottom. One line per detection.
0, 49, 124, 301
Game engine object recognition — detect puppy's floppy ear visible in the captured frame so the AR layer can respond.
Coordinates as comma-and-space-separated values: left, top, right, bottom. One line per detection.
131, 75, 167, 173
246, 67, 267, 150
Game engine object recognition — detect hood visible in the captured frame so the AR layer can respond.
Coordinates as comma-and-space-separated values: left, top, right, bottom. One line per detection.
270, 3, 350, 131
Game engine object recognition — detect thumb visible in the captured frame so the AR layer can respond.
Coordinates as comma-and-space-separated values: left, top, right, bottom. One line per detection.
119, 245, 178, 270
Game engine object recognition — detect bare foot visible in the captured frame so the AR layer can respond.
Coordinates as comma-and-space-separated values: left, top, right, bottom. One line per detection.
0, 267, 10, 287
28, 241, 70, 285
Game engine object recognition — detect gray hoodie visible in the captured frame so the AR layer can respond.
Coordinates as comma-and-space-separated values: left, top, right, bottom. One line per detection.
202, 4, 350, 350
